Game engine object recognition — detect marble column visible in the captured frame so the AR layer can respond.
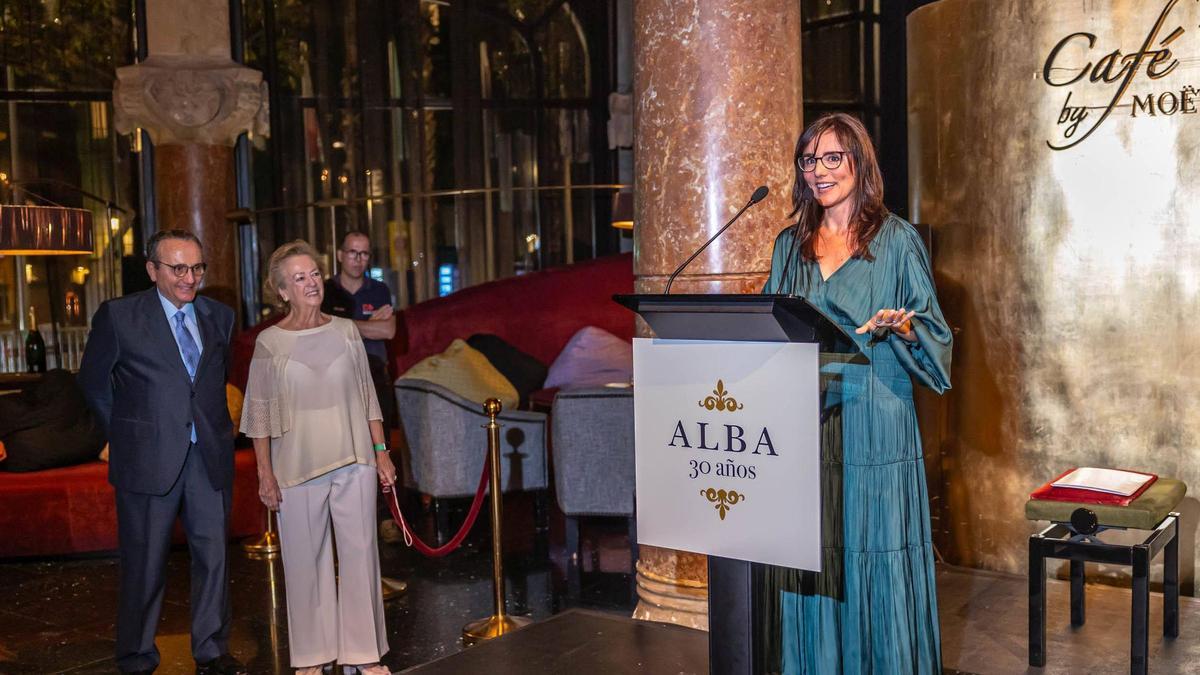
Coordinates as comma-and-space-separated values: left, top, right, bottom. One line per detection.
631, 0, 804, 628
113, 0, 268, 313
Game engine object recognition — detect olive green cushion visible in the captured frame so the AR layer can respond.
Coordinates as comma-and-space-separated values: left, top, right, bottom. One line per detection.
1025, 478, 1187, 530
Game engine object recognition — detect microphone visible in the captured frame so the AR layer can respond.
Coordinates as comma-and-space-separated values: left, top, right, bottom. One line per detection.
664, 185, 769, 294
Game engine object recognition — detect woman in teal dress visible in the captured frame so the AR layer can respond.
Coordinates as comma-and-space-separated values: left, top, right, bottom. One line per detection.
761, 112, 952, 674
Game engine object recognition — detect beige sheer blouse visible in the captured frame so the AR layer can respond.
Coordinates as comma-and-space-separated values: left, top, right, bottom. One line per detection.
240, 317, 383, 488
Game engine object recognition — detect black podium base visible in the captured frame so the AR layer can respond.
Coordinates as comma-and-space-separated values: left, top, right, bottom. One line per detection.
708, 556, 765, 675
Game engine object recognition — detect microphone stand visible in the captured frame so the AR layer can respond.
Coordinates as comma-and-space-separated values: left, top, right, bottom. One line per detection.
664, 187, 768, 294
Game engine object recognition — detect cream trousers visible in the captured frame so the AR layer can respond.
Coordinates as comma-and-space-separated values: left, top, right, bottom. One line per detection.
277, 463, 388, 667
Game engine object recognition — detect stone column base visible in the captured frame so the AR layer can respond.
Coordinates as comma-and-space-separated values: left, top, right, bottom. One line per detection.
631, 560, 709, 630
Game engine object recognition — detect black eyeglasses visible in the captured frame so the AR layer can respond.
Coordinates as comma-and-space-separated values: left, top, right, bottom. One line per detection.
798, 151, 846, 173
151, 260, 208, 278
342, 249, 370, 261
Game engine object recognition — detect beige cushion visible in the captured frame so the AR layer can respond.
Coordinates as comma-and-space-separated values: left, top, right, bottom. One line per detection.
1025, 478, 1187, 530
400, 339, 519, 410
226, 383, 244, 425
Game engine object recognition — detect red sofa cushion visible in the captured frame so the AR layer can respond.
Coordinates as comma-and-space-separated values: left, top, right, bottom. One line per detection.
393, 253, 634, 374
230, 315, 281, 394
0, 449, 264, 558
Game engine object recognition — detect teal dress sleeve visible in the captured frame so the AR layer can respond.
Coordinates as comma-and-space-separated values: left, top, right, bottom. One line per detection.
888, 227, 953, 393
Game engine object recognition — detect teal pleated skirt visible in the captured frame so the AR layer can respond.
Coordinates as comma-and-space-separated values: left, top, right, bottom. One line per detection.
759, 366, 941, 675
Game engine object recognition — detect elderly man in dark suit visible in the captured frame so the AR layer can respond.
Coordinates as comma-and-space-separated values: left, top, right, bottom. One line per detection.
78, 230, 245, 675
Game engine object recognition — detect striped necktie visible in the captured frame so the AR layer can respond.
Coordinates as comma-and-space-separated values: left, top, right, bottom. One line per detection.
174, 310, 201, 380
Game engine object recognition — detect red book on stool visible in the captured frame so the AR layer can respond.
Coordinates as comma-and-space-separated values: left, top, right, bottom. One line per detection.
1029, 467, 1158, 507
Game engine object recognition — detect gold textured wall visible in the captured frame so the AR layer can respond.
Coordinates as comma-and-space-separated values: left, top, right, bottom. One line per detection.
909, 0, 1200, 584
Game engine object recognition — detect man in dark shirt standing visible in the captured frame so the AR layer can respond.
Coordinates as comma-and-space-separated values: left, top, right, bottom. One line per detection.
322, 231, 397, 430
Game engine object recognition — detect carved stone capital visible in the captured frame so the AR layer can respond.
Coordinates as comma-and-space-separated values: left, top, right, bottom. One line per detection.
114, 55, 269, 147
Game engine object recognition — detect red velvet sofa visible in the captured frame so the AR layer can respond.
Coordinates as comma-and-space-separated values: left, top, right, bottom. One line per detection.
391, 252, 634, 376
229, 252, 635, 392
0, 450, 264, 558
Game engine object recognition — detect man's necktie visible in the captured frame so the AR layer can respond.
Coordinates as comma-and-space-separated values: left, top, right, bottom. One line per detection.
174, 310, 201, 380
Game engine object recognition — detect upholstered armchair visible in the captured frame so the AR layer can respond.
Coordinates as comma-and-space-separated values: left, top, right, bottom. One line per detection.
394, 378, 549, 542
550, 386, 637, 596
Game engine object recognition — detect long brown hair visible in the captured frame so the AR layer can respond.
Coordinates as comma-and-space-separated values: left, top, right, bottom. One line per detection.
788, 113, 887, 261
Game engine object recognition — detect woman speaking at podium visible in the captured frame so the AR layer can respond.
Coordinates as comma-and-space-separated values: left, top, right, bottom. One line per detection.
761, 113, 953, 674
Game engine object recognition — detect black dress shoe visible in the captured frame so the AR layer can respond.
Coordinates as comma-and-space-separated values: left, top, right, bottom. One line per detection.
195, 654, 248, 675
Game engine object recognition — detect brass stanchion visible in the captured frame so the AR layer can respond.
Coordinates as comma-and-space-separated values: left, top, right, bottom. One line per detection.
266, 553, 283, 674
381, 576, 408, 600
242, 507, 280, 559
462, 398, 532, 645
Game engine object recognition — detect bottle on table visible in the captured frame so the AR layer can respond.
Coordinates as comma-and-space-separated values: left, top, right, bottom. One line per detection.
25, 306, 45, 373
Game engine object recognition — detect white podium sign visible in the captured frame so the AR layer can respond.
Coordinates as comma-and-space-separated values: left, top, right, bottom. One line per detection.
633, 338, 821, 570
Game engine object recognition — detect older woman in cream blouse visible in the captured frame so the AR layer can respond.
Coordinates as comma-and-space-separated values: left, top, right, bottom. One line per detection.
241, 240, 396, 675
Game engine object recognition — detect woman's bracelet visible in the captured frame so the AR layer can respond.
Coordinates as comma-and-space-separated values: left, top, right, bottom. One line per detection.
373, 442, 388, 453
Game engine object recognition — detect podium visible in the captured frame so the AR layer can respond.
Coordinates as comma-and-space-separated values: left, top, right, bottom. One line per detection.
615, 293, 864, 675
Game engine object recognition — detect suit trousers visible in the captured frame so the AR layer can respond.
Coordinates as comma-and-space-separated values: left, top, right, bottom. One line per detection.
277, 463, 389, 667
115, 445, 231, 672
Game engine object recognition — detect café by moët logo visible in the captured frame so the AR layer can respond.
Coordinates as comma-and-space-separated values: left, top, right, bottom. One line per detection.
1044, 0, 1199, 150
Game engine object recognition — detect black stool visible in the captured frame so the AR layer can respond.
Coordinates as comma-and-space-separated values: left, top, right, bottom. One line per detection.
1026, 477, 1186, 675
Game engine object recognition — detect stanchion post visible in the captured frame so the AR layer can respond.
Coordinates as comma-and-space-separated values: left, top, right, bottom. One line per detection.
266, 554, 283, 674
382, 575, 408, 601
462, 398, 532, 645
242, 507, 280, 559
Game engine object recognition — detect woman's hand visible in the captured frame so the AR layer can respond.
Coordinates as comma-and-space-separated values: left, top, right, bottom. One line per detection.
258, 471, 283, 511
856, 308, 917, 341
376, 452, 397, 488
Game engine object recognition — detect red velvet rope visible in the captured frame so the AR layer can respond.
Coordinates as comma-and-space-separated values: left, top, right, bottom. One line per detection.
382, 456, 491, 557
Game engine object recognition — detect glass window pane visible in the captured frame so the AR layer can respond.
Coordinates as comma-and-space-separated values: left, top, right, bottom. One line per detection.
802, 0, 861, 22
480, 26, 534, 100
243, 0, 313, 97
485, 108, 538, 275
0, 100, 129, 362
803, 22, 861, 104
421, 1, 453, 99
0, 0, 133, 91
538, 5, 589, 99
535, 108, 593, 266
234, 0, 614, 302
0, 253, 15, 334
425, 110, 456, 191
484, 0, 561, 22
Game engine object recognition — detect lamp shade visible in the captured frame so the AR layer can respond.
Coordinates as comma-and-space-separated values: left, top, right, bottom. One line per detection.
612, 191, 634, 230
0, 204, 94, 255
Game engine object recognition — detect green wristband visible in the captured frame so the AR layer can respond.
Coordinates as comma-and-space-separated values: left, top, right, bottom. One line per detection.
373, 443, 388, 453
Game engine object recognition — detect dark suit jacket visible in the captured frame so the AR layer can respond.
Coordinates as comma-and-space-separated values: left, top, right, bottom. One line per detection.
78, 288, 236, 496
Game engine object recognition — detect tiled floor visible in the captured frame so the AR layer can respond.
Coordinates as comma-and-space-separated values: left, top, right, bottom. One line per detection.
938, 564, 1200, 674
0, 495, 636, 674
7, 494, 1194, 674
